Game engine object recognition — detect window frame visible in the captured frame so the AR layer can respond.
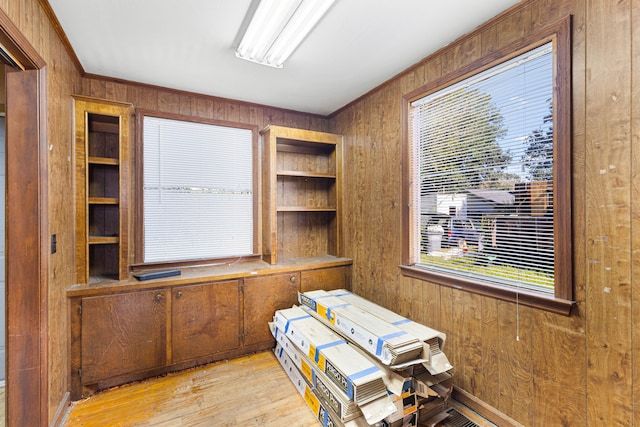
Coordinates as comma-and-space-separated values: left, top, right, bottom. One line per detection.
400, 16, 574, 315
133, 110, 261, 269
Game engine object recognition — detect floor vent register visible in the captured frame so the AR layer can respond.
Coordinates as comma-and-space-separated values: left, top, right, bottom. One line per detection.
438, 408, 481, 427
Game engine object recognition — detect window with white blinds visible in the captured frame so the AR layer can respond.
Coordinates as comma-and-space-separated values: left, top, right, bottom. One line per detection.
142, 115, 255, 263
409, 42, 557, 293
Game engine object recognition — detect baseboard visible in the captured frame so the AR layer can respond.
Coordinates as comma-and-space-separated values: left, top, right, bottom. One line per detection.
49, 391, 70, 427
452, 386, 525, 427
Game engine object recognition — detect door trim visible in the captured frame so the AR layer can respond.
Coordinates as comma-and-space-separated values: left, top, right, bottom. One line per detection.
1, 8, 48, 427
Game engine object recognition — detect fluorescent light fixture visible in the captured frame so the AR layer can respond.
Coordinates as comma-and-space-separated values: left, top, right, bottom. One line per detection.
235, 0, 335, 68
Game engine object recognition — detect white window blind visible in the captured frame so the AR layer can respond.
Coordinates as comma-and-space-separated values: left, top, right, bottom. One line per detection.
410, 42, 555, 293
143, 116, 254, 263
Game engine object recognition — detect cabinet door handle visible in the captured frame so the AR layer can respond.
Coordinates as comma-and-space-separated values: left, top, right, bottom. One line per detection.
155, 293, 163, 302
290, 275, 296, 283
176, 291, 182, 298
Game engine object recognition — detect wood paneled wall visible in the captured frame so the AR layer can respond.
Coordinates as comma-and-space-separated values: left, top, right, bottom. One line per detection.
0, 0, 83, 424
331, 0, 640, 425
6, 0, 640, 425
79, 77, 330, 134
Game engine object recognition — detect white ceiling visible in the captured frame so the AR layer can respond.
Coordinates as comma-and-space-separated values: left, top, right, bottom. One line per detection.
48, 0, 521, 116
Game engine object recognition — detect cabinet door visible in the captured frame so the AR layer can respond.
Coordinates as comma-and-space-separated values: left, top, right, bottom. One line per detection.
171, 280, 241, 364
81, 290, 168, 384
243, 272, 299, 347
300, 266, 349, 292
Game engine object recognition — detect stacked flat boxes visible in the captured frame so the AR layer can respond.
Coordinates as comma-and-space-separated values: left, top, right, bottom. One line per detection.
271, 289, 454, 427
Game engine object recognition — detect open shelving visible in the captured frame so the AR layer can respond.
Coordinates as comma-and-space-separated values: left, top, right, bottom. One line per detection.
74, 96, 133, 282
261, 125, 343, 264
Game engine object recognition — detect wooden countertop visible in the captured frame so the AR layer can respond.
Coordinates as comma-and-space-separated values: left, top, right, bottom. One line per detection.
67, 255, 352, 297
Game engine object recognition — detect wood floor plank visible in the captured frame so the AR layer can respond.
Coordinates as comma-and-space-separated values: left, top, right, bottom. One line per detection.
62, 352, 319, 427
60, 351, 497, 427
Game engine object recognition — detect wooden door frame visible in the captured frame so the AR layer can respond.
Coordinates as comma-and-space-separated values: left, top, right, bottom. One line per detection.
0, 10, 48, 427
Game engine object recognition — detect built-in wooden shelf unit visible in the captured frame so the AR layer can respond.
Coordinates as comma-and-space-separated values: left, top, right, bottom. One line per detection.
261, 125, 343, 264
74, 95, 133, 282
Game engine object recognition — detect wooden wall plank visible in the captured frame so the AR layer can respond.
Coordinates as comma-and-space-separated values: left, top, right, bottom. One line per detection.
213, 99, 225, 120
441, 35, 482, 76
633, 0, 640, 422
178, 95, 192, 116
89, 78, 106, 99
396, 277, 415, 320
249, 105, 264, 129
439, 287, 458, 380
193, 97, 214, 119
497, 302, 533, 425
371, 86, 394, 306
105, 81, 127, 103
568, 0, 587, 315
459, 292, 483, 396
584, 0, 633, 425
479, 297, 499, 408
421, 281, 442, 332
530, 0, 568, 30
531, 312, 586, 426
238, 104, 250, 124
344, 104, 367, 298
398, 276, 418, 321
19, 0, 33, 43
157, 91, 180, 114
382, 82, 403, 285
225, 101, 239, 122
495, 4, 532, 45
399, 67, 425, 96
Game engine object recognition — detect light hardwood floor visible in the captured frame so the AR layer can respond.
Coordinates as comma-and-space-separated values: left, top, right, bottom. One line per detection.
62, 351, 319, 426
61, 352, 493, 427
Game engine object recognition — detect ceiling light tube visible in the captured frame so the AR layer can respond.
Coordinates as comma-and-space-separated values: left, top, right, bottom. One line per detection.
235, 0, 335, 68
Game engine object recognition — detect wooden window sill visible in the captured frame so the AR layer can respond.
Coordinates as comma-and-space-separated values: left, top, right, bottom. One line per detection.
400, 264, 575, 316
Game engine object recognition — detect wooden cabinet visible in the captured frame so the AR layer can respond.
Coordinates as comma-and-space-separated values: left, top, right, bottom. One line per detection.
171, 280, 241, 364
243, 272, 299, 347
71, 280, 242, 398
74, 96, 133, 282
79, 290, 168, 386
261, 125, 343, 264
69, 261, 351, 398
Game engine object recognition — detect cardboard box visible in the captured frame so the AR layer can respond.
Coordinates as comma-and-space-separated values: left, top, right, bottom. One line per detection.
412, 370, 453, 399
299, 291, 424, 366
273, 306, 388, 407
273, 342, 379, 427
417, 395, 450, 424
272, 324, 363, 422
275, 316, 418, 419
386, 392, 417, 422
326, 289, 453, 375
